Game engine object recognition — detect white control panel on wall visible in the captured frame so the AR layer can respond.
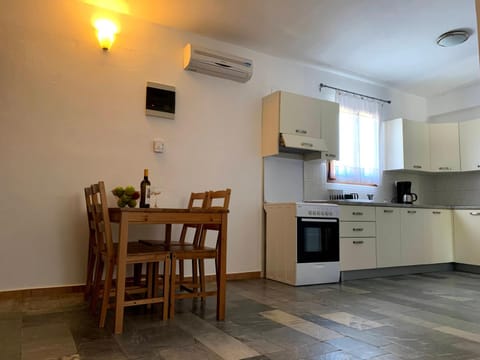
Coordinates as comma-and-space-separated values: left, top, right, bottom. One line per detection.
153, 139, 165, 153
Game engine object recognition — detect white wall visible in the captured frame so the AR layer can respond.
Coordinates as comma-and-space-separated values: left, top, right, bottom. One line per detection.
1, 0, 272, 291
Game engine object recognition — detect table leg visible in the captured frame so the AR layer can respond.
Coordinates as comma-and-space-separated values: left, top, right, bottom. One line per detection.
217, 213, 228, 320
115, 214, 129, 334
165, 224, 172, 245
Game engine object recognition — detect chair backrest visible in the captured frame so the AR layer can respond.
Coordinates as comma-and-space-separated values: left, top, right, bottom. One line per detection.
205, 188, 231, 210
198, 188, 231, 247
188, 191, 209, 210
178, 191, 209, 245
90, 181, 115, 257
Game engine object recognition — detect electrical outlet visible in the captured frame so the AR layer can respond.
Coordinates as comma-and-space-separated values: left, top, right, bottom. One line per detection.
153, 139, 165, 153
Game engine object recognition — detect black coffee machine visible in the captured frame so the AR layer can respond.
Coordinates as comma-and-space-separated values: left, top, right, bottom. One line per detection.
395, 181, 418, 204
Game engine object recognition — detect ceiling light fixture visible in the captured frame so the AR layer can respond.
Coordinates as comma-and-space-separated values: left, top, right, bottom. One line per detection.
436, 30, 470, 47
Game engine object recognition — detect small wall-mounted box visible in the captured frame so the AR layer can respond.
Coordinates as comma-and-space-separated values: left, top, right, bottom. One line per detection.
145, 82, 175, 119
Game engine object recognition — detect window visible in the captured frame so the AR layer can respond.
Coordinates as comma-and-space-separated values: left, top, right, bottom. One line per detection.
328, 91, 381, 186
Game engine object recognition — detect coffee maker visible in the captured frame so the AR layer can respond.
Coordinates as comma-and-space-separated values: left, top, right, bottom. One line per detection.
395, 181, 418, 204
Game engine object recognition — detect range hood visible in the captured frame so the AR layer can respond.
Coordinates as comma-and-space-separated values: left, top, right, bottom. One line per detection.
279, 133, 328, 155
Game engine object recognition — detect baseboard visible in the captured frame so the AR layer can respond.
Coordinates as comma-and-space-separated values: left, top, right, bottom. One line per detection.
0, 285, 85, 300
341, 263, 455, 281
0, 271, 262, 299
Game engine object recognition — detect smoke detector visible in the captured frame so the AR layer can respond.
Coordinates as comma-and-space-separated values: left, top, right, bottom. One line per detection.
436, 30, 470, 47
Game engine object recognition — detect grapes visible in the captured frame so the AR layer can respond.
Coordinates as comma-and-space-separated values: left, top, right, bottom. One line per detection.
113, 185, 138, 208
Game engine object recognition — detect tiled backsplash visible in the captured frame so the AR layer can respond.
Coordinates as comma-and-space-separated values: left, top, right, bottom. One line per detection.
265, 156, 480, 206
304, 159, 480, 206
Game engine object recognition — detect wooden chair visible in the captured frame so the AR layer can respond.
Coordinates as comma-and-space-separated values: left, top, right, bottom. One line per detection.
168, 188, 231, 318
89, 181, 171, 330
140, 191, 209, 289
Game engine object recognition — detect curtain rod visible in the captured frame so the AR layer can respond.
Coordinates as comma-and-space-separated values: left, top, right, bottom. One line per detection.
319, 83, 391, 104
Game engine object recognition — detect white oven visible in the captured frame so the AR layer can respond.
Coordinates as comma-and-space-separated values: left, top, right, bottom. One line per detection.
264, 202, 340, 286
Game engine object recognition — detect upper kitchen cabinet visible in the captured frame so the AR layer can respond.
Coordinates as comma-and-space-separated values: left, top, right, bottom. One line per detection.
429, 122, 460, 172
319, 101, 340, 160
459, 118, 480, 171
384, 118, 430, 171
262, 91, 339, 158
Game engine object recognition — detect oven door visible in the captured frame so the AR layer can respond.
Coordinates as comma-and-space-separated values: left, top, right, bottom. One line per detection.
297, 217, 339, 263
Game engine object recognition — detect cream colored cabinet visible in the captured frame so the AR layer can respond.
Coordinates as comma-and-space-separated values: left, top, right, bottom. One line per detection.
401, 208, 429, 265
262, 91, 339, 157
375, 207, 402, 267
384, 118, 430, 171
339, 206, 376, 271
453, 209, 480, 265
459, 118, 480, 171
426, 209, 453, 263
278, 91, 322, 137
320, 101, 340, 160
429, 122, 460, 172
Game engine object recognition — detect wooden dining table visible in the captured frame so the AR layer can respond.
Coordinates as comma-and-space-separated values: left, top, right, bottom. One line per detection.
108, 207, 228, 334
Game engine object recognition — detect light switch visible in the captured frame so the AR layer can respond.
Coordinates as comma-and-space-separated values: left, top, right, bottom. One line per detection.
153, 139, 165, 153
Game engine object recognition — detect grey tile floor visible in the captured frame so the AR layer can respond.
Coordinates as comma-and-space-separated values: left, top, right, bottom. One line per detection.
3, 271, 480, 359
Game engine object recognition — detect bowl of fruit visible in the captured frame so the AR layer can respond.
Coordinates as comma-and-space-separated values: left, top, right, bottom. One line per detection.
112, 186, 140, 208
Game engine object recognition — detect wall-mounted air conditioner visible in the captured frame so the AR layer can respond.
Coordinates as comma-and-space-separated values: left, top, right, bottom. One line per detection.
183, 43, 253, 83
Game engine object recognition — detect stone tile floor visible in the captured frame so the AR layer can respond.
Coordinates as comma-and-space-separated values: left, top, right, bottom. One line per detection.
3, 271, 480, 359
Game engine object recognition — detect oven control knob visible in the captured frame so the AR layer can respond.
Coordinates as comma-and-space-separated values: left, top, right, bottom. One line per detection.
308, 210, 313, 215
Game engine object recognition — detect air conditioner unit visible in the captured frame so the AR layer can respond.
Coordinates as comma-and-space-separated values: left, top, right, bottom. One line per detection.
183, 43, 253, 83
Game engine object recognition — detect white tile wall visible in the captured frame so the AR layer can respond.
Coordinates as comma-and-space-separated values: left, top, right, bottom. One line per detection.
303, 160, 480, 206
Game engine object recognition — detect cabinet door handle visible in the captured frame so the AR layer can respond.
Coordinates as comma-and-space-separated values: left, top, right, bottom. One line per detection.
296, 129, 307, 134
383, 209, 394, 213
477, 165, 480, 168
352, 212, 364, 216
325, 153, 336, 158
352, 240, 364, 244
470, 212, 480, 216
407, 210, 417, 214
432, 211, 441, 214
438, 167, 449, 170
413, 165, 422, 169
301, 142, 313, 147
352, 228, 364, 232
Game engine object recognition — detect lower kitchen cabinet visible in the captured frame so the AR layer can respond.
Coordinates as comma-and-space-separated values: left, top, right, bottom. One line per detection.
427, 209, 453, 263
340, 237, 376, 271
401, 208, 429, 266
339, 205, 376, 271
376, 206, 453, 267
376, 207, 402, 267
454, 209, 480, 265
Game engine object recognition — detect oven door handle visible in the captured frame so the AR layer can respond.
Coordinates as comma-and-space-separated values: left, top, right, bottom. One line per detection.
300, 218, 338, 223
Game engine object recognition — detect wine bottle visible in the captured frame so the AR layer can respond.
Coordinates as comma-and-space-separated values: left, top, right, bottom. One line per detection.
140, 168, 151, 208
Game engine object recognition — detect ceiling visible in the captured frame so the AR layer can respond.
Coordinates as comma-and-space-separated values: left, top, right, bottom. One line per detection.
88, 0, 479, 98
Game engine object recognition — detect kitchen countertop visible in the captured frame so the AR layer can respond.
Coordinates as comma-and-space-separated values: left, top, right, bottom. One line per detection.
305, 199, 480, 210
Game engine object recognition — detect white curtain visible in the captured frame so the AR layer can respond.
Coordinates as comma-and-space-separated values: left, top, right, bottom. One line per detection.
333, 91, 381, 185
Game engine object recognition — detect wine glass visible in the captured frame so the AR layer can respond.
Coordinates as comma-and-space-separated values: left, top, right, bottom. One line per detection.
150, 186, 162, 208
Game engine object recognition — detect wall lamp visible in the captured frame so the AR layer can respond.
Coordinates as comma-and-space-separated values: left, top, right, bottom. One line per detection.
93, 19, 118, 51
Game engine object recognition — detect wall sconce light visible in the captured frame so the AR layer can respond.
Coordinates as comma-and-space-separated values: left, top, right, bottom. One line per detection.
93, 19, 118, 51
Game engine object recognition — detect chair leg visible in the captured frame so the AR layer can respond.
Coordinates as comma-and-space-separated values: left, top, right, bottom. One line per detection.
99, 260, 114, 328
133, 263, 143, 285
90, 256, 104, 314
153, 262, 160, 298
162, 256, 171, 320
169, 254, 177, 319
85, 245, 96, 301
191, 259, 198, 289
179, 259, 184, 285
146, 262, 154, 310
199, 259, 206, 301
